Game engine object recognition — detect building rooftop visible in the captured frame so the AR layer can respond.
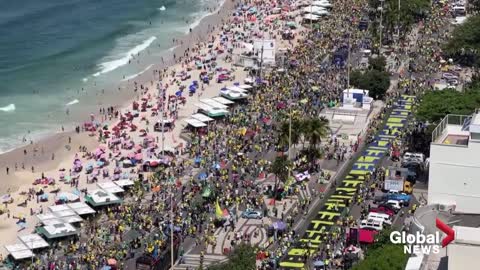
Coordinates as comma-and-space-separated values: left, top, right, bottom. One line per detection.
432, 110, 480, 146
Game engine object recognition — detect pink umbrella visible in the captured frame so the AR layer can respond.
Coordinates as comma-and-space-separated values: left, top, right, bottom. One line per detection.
94, 149, 104, 157
135, 153, 143, 161
99, 144, 107, 150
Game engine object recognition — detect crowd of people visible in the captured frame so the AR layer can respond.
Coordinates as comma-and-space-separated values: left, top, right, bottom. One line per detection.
2, 0, 463, 269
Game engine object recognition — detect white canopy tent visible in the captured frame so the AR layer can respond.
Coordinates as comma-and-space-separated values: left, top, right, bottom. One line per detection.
226, 86, 247, 92
221, 90, 249, 100
238, 84, 253, 90
200, 98, 229, 109
19, 234, 49, 250
184, 118, 207, 127
191, 113, 214, 122
97, 181, 125, 194
5, 243, 34, 260
213, 96, 235, 105
194, 103, 228, 117
85, 189, 122, 207
311, 1, 332, 8
303, 6, 326, 13
67, 202, 96, 215
113, 179, 135, 188
38, 223, 78, 239
303, 14, 321, 21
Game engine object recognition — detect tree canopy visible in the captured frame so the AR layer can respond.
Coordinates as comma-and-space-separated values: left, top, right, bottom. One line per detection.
350, 69, 390, 100
207, 244, 257, 270
443, 15, 480, 67
415, 88, 480, 123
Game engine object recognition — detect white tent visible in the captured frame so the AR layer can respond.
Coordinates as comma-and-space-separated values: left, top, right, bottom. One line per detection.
238, 84, 253, 90
226, 86, 247, 92
184, 118, 207, 127
303, 6, 326, 13
200, 98, 229, 109
213, 96, 235, 105
85, 189, 122, 207
191, 113, 215, 122
312, 1, 332, 8
39, 223, 78, 239
113, 179, 135, 188
303, 14, 320, 21
5, 243, 34, 260
97, 181, 125, 194
67, 202, 96, 215
19, 234, 49, 250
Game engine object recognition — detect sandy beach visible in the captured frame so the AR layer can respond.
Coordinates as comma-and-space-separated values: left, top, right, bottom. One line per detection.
0, 0, 305, 258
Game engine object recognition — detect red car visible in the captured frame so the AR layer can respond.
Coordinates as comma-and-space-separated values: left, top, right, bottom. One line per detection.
370, 206, 395, 217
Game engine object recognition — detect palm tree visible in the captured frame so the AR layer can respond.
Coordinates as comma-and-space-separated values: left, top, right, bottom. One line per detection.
277, 119, 302, 152
270, 155, 292, 207
302, 117, 330, 167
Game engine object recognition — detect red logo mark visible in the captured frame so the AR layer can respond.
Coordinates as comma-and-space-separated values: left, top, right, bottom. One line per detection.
436, 218, 455, 247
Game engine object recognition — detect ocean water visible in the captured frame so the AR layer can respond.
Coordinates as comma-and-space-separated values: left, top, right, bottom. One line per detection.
0, 0, 223, 153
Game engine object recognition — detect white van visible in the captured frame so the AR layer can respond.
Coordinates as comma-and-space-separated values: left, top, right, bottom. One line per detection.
368, 212, 392, 226
360, 219, 384, 231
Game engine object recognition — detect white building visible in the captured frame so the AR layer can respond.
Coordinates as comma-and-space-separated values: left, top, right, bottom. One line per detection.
447, 226, 480, 270
428, 110, 480, 214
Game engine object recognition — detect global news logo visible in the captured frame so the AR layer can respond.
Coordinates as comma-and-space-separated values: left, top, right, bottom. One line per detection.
390, 218, 455, 254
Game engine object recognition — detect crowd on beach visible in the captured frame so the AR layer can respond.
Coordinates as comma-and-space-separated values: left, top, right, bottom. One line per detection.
0, 0, 463, 269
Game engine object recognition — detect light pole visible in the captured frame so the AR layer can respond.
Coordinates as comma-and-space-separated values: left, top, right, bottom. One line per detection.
379, 0, 384, 51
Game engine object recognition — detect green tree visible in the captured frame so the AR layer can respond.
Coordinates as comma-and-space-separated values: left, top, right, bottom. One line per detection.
303, 117, 330, 167
351, 229, 408, 270
270, 155, 293, 203
350, 69, 390, 100
444, 14, 480, 67
277, 119, 302, 150
416, 88, 480, 123
368, 56, 386, 72
208, 244, 257, 270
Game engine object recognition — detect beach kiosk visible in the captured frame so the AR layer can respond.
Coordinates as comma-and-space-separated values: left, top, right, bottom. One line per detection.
19, 234, 49, 250
194, 103, 228, 117
97, 181, 125, 194
67, 202, 96, 215
85, 189, 122, 207
220, 89, 248, 100
37, 223, 79, 239
4, 243, 34, 261
212, 96, 235, 105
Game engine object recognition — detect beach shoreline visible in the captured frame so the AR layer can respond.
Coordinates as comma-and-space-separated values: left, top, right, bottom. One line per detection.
0, 0, 237, 194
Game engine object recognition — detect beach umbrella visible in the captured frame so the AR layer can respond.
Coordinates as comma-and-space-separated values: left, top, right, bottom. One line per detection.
134, 153, 143, 161
198, 172, 207, 180
96, 161, 104, 167
313, 260, 325, 267
272, 221, 287, 230
40, 194, 48, 201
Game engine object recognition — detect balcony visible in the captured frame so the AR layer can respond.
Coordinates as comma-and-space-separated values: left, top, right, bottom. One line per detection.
431, 114, 471, 146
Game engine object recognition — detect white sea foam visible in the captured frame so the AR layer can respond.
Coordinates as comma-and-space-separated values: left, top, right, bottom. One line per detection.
66, 99, 79, 106
122, 64, 154, 81
168, 45, 180, 52
0, 104, 15, 112
185, 0, 225, 34
93, 36, 157, 77
158, 6, 166, 11
82, 77, 88, 82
